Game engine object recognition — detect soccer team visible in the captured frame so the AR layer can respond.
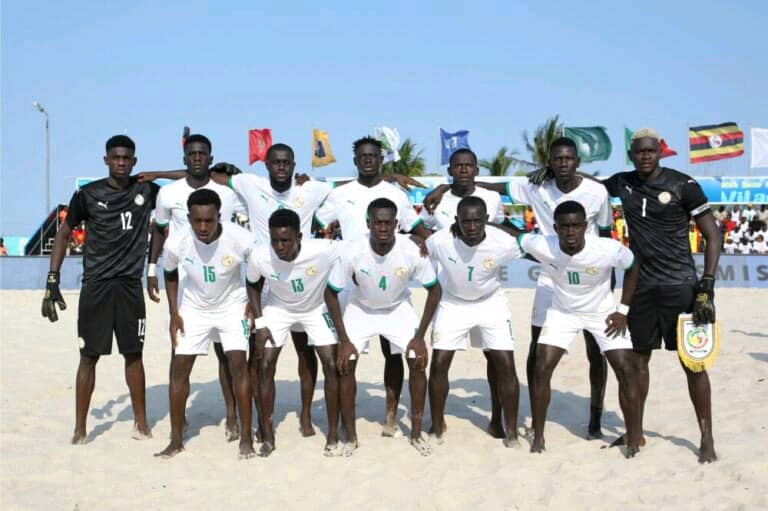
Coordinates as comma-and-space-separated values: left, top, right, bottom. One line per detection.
41, 128, 720, 463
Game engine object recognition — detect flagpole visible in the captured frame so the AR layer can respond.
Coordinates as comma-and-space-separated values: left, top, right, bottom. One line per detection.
437, 128, 442, 175
748, 124, 752, 177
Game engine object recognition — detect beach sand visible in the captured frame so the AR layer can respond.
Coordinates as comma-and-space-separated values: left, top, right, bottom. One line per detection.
1, 289, 766, 510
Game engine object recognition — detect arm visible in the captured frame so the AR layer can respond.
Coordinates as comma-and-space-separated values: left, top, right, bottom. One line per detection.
325, 286, 357, 375
381, 174, 427, 192
246, 277, 273, 358
41, 221, 73, 322
410, 222, 432, 239
474, 181, 508, 195
692, 212, 721, 324
164, 269, 184, 348
605, 252, 641, 338
137, 170, 186, 182
147, 223, 167, 303
422, 184, 449, 214
407, 282, 442, 371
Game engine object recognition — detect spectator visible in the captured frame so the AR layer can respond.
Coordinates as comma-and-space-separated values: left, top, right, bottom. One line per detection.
736, 236, 752, 255
753, 234, 768, 255
722, 213, 737, 235
688, 223, 701, 254
523, 206, 536, 232
723, 236, 736, 254
713, 205, 727, 222
0, 237, 7, 256
743, 204, 757, 223
731, 205, 742, 222
758, 205, 768, 227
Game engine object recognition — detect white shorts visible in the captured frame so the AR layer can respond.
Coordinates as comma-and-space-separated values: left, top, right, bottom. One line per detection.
262, 303, 337, 349
175, 305, 250, 356
343, 301, 418, 356
531, 284, 554, 327
261, 282, 304, 334
537, 308, 633, 354
431, 292, 515, 351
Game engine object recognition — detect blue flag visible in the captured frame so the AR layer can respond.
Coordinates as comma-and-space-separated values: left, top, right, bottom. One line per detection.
440, 128, 471, 165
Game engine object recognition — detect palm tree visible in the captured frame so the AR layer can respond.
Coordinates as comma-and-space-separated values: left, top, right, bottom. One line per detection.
478, 147, 533, 176
522, 115, 563, 167
381, 138, 425, 177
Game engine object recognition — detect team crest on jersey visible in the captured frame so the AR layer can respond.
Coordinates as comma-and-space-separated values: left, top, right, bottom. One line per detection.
222, 256, 234, 267
585, 266, 599, 276
78, 337, 86, 349
134, 194, 145, 206
483, 258, 495, 270
395, 266, 408, 278
306, 265, 318, 276
658, 191, 672, 205
431, 331, 440, 343
292, 196, 305, 208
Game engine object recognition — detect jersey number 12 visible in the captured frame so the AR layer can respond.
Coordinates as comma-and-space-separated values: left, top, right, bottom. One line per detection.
120, 211, 133, 230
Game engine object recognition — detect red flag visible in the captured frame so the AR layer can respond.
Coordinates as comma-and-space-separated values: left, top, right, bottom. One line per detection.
660, 138, 677, 159
249, 129, 272, 164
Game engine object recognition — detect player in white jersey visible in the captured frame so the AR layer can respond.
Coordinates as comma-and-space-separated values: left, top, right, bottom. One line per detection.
324, 198, 442, 456
425, 137, 614, 438
425, 196, 524, 447
245, 209, 346, 457
519, 200, 642, 457
155, 189, 255, 460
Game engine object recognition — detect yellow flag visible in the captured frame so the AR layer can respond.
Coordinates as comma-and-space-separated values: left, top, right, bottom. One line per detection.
311, 128, 336, 168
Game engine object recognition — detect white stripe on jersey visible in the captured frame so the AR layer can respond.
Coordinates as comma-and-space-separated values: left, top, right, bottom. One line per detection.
154, 178, 239, 233
420, 186, 506, 230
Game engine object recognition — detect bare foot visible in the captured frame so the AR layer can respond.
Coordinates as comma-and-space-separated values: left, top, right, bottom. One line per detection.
154, 442, 184, 458
503, 435, 521, 449
340, 441, 359, 457
410, 436, 432, 456
323, 443, 340, 457
381, 422, 402, 438
588, 407, 603, 439
698, 439, 717, 464
487, 419, 505, 439
132, 423, 152, 440
71, 431, 87, 445
239, 441, 256, 460
254, 428, 263, 444
225, 418, 240, 442
610, 434, 646, 448
625, 444, 640, 459
530, 435, 545, 453
299, 413, 316, 437
586, 427, 604, 440
428, 423, 446, 445
258, 441, 275, 458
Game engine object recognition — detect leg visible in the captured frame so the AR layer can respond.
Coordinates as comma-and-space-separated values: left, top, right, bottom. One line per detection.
584, 330, 608, 439
291, 331, 318, 437
605, 350, 641, 458
486, 350, 521, 447
406, 358, 430, 455
226, 350, 255, 459
530, 344, 565, 453
610, 351, 650, 449
248, 334, 263, 442
681, 361, 717, 463
155, 355, 196, 457
483, 349, 504, 439
214, 342, 239, 441
124, 352, 151, 439
338, 356, 358, 452
315, 345, 344, 454
73, 354, 99, 444
526, 325, 542, 429
427, 349, 455, 443
380, 336, 404, 437
257, 347, 282, 457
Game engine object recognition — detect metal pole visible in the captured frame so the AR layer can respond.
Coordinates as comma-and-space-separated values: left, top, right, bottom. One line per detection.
45, 114, 50, 214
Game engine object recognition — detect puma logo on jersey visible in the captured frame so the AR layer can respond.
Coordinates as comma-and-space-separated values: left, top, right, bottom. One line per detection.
358, 268, 371, 276
346, 199, 356, 205
184, 257, 195, 264
269, 272, 280, 280
447, 256, 457, 264
97, 201, 109, 209
624, 185, 633, 194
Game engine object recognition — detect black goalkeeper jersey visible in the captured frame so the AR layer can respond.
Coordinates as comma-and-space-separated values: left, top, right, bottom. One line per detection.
603, 167, 710, 286
66, 177, 159, 282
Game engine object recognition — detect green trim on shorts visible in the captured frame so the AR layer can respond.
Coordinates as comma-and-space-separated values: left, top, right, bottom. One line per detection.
327, 282, 343, 293
314, 213, 328, 229
516, 233, 528, 254
624, 255, 635, 271
505, 181, 516, 204
422, 277, 438, 289
410, 217, 424, 230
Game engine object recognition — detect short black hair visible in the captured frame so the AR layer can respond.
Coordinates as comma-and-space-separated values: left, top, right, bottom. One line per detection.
187, 188, 221, 212
457, 195, 487, 215
105, 135, 135, 153
353, 136, 382, 153
550, 137, 578, 154
185, 134, 212, 153
449, 148, 477, 166
367, 197, 398, 217
269, 208, 300, 232
267, 143, 295, 161
554, 200, 586, 220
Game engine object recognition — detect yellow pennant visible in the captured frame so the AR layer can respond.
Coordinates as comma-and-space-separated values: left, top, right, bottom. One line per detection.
676, 314, 720, 373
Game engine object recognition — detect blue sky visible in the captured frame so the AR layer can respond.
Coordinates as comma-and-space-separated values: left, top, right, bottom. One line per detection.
2, 0, 767, 236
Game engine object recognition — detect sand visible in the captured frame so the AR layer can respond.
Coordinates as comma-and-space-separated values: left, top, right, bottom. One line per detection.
1, 289, 766, 511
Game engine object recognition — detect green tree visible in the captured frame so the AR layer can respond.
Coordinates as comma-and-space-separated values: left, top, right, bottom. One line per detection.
478, 146, 532, 176
381, 138, 425, 177
522, 115, 563, 167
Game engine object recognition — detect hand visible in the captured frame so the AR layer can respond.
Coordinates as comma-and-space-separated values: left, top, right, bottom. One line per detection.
604, 312, 628, 338
210, 162, 242, 176
405, 336, 429, 371
136, 172, 157, 183
527, 167, 553, 186
337, 340, 359, 376
294, 173, 311, 186
244, 303, 255, 331
147, 276, 160, 303
408, 234, 429, 257
383, 174, 427, 192
423, 184, 449, 214
170, 312, 185, 349
41, 271, 66, 322
692, 277, 716, 324
252, 326, 275, 352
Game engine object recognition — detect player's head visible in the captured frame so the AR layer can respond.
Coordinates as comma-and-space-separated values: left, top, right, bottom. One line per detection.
268, 209, 302, 261
455, 196, 488, 245
353, 136, 384, 179
367, 198, 399, 244
184, 134, 213, 179
448, 149, 479, 187
187, 188, 222, 244
265, 143, 296, 185
103, 135, 137, 179
553, 200, 587, 253
628, 128, 661, 176
548, 137, 580, 182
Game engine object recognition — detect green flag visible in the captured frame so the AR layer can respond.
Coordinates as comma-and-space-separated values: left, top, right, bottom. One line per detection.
625, 127, 633, 165
563, 126, 612, 163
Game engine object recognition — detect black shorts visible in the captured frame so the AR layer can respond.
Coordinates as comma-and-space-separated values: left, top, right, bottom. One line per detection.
628, 284, 694, 353
78, 278, 146, 356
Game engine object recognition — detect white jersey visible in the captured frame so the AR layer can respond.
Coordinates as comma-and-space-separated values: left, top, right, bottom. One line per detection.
520, 233, 635, 314
315, 179, 422, 241
425, 227, 523, 301
723, 242, 736, 255
420, 186, 506, 230
229, 174, 331, 243
246, 239, 343, 313
736, 242, 752, 254
331, 235, 437, 311
162, 223, 253, 311
154, 178, 239, 233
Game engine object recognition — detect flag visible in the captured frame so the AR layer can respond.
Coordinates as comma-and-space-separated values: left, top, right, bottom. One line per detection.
750, 127, 768, 168
248, 129, 272, 165
625, 127, 677, 164
689, 122, 744, 164
440, 128, 470, 165
182, 126, 190, 149
373, 127, 401, 163
563, 126, 612, 162
311, 128, 336, 168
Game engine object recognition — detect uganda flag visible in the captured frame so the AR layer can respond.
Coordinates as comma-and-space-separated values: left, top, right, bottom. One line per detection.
689, 122, 744, 164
